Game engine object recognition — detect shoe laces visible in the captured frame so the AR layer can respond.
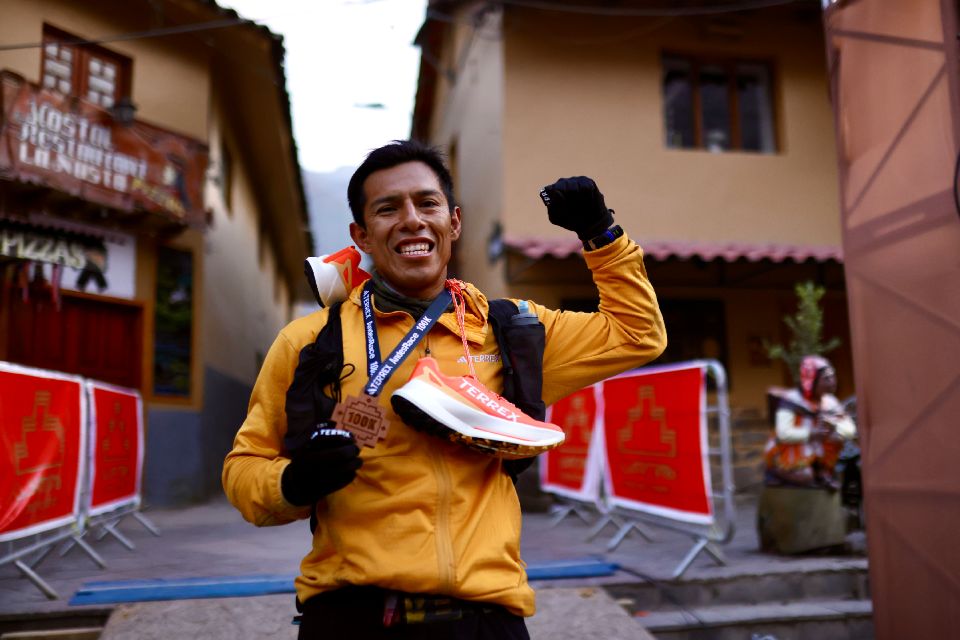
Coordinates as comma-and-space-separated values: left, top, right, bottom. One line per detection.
444, 279, 525, 415
445, 278, 478, 379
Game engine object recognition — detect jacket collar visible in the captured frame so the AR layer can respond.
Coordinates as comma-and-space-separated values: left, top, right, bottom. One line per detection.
348, 281, 490, 346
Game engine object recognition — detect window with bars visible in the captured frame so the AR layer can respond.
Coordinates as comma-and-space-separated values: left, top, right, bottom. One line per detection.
662, 53, 777, 154
41, 25, 131, 110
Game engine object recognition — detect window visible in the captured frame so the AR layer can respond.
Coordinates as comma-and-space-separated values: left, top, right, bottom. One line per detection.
653, 299, 729, 381
662, 54, 776, 153
41, 25, 131, 110
153, 247, 193, 398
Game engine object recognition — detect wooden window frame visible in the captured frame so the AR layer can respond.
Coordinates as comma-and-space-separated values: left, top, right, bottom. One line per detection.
41, 24, 133, 108
662, 52, 778, 153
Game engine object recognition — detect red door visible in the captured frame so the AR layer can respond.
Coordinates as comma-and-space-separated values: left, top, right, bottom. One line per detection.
4, 290, 142, 389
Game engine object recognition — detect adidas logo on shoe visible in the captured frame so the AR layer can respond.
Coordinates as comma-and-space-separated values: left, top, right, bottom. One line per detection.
391, 357, 564, 459
305, 246, 371, 308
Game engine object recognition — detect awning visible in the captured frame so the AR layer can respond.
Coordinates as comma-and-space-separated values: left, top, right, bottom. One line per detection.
503, 236, 843, 263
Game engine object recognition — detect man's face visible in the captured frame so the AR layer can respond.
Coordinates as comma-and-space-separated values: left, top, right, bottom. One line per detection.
350, 161, 461, 300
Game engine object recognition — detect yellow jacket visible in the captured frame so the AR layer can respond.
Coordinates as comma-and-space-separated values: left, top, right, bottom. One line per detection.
222, 234, 666, 616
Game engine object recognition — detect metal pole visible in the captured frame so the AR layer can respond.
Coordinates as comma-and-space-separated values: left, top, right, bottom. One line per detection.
132, 511, 161, 537
585, 514, 620, 541
605, 521, 655, 551
671, 537, 709, 579
27, 543, 55, 570
70, 534, 107, 569
706, 360, 737, 545
99, 521, 135, 550
14, 560, 58, 600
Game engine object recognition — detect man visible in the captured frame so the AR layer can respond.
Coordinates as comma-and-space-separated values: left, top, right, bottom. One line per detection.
223, 140, 666, 639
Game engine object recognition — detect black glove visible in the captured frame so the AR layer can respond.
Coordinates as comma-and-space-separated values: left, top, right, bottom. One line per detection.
281, 427, 362, 506
539, 176, 614, 242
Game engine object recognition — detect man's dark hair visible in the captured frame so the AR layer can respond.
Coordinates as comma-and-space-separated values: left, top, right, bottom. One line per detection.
347, 140, 457, 227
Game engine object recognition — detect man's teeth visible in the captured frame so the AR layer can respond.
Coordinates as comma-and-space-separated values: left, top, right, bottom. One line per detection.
399, 243, 431, 255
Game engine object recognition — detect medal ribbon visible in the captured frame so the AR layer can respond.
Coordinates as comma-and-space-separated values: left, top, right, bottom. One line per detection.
361, 284, 453, 397
446, 279, 478, 378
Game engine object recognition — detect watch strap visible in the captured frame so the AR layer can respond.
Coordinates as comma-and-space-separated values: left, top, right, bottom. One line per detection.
582, 224, 624, 251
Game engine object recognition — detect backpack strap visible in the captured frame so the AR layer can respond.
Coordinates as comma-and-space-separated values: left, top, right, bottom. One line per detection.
487, 299, 518, 402
282, 302, 345, 454
488, 299, 546, 420
280, 302, 347, 535
488, 299, 546, 481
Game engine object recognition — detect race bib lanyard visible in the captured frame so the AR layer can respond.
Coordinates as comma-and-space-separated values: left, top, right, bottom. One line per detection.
332, 285, 453, 447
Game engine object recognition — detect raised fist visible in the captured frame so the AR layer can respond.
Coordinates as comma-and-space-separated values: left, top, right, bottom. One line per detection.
539, 176, 614, 242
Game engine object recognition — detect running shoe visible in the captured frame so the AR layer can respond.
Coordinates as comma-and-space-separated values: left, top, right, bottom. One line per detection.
391, 357, 565, 459
305, 246, 371, 308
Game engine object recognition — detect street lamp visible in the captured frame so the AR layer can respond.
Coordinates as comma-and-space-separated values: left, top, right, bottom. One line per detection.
112, 96, 137, 126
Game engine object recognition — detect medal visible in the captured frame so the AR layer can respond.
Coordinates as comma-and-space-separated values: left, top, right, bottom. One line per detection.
336, 285, 453, 447
332, 393, 390, 448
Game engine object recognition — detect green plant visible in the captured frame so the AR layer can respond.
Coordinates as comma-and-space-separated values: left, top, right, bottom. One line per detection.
766, 281, 841, 383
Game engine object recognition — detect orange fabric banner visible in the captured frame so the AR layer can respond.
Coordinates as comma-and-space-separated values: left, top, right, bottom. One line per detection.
88, 382, 143, 515
541, 387, 601, 501
601, 365, 712, 524
0, 364, 85, 541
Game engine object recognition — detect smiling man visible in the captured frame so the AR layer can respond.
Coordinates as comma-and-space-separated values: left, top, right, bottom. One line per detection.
349, 159, 460, 300
223, 140, 667, 639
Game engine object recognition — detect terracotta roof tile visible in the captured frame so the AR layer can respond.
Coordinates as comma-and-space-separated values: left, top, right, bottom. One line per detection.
502, 236, 843, 263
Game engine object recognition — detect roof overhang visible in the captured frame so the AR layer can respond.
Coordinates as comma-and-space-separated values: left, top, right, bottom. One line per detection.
503, 235, 843, 263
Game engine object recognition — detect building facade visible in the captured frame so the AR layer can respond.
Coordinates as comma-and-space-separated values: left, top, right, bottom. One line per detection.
0, 0, 311, 505
413, 0, 852, 411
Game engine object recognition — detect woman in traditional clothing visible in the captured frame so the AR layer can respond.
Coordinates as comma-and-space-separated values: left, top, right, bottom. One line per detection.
764, 355, 857, 490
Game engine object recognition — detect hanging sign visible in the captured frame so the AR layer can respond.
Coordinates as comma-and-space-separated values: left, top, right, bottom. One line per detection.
87, 381, 143, 516
0, 70, 208, 227
0, 363, 86, 542
540, 386, 603, 503
0, 218, 99, 268
600, 364, 713, 525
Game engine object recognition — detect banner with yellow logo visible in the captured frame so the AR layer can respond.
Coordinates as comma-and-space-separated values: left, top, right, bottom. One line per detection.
0, 363, 86, 541
87, 381, 143, 516
600, 364, 712, 525
541, 386, 603, 503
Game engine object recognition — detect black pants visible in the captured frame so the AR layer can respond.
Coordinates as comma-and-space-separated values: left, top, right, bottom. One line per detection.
297, 587, 530, 640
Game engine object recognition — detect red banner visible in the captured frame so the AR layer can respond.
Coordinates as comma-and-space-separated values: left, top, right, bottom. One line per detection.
0, 70, 208, 227
0, 364, 85, 541
601, 365, 712, 524
541, 387, 601, 502
88, 382, 143, 515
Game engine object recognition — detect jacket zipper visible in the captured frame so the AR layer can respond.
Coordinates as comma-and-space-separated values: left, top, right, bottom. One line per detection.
428, 416, 455, 592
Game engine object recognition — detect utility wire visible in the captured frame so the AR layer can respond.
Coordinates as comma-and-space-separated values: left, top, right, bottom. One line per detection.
0, 17, 260, 52
495, 0, 803, 17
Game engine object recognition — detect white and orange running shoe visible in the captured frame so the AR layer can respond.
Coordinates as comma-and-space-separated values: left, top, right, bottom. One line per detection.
305, 246, 371, 308
391, 357, 565, 459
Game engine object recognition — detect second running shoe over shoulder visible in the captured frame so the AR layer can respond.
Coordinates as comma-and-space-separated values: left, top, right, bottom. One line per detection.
391, 357, 564, 459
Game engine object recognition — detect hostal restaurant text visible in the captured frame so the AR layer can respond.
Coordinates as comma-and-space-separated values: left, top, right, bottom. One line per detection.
18, 100, 147, 192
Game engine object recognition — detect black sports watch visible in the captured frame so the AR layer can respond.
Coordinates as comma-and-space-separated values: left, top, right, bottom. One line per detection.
582, 224, 624, 251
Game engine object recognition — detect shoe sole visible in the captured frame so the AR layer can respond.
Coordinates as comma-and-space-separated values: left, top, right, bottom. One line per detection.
391, 379, 563, 459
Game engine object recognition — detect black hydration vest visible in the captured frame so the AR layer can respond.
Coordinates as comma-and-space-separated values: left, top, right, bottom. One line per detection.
283, 298, 546, 483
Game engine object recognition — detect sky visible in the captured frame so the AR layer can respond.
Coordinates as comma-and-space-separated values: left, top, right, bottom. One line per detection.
221, 0, 429, 173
